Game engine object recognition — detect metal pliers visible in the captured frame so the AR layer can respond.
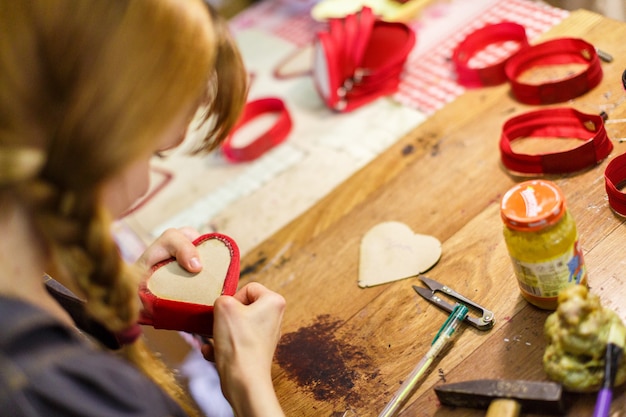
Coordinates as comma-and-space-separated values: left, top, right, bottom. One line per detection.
413, 276, 495, 330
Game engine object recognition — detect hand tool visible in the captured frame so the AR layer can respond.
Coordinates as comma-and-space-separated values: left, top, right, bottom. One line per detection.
434, 379, 565, 417
413, 276, 495, 330
593, 323, 626, 417
377, 303, 468, 417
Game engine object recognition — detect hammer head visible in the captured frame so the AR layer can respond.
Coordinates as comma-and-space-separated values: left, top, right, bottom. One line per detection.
434, 379, 565, 414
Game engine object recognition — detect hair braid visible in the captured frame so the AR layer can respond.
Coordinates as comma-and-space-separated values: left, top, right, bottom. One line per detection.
2, 1, 247, 416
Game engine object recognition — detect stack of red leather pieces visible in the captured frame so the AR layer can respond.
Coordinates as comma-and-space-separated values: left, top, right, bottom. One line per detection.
313, 7, 416, 112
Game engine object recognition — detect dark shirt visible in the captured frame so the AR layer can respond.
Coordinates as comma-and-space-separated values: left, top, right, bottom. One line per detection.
0, 296, 189, 417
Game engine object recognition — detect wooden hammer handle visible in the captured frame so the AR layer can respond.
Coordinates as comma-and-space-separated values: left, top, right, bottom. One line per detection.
486, 399, 521, 417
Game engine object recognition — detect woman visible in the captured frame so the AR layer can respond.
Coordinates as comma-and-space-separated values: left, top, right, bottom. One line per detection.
0, 0, 286, 416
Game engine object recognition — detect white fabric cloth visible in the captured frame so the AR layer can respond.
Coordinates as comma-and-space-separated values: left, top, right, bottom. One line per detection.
180, 348, 234, 417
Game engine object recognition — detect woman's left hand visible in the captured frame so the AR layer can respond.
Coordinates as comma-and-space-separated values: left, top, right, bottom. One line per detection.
135, 227, 203, 273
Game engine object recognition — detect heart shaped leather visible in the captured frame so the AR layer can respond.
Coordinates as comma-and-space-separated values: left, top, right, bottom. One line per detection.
359, 221, 441, 288
138, 233, 240, 336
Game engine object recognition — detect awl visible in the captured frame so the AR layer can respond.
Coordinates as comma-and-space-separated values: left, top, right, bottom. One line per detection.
435, 379, 565, 417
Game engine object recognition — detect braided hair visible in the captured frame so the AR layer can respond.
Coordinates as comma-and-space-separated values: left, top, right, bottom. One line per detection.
0, 0, 247, 415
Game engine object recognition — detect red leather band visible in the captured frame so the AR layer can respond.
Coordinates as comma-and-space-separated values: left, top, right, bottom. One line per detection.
221, 97, 292, 163
500, 108, 613, 175
605, 153, 626, 216
452, 22, 529, 88
504, 38, 603, 104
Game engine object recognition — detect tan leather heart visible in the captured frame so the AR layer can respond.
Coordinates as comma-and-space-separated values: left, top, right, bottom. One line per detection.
358, 221, 442, 288
148, 238, 232, 306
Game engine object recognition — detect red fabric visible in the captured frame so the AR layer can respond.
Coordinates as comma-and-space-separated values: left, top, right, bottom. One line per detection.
504, 38, 603, 104
222, 98, 292, 163
114, 324, 142, 345
138, 233, 240, 337
452, 22, 529, 88
605, 153, 626, 217
500, 108, 612, 174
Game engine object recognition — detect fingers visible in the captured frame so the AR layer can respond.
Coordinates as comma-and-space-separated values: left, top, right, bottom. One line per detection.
210, 282, 286, 393
230, 281, 285, 306
213, 282, 286, 342
136, 227, 202, 272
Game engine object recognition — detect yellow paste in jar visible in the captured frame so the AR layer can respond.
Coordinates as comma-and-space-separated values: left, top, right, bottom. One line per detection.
501, 180, 587, 310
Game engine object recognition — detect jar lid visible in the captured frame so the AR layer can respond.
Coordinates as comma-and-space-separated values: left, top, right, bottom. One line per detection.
501, 180, 565, 231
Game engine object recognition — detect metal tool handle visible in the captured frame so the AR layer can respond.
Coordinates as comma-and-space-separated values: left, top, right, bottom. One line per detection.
440, 284, 494, 328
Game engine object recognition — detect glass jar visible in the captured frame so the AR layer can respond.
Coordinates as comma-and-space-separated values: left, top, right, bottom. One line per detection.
500, 180, 587, 310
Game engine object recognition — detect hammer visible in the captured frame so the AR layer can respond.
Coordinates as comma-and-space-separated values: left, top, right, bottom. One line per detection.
434, 379, 565, 416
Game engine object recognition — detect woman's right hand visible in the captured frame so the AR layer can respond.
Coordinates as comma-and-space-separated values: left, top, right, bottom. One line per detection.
203, 282, 286, 417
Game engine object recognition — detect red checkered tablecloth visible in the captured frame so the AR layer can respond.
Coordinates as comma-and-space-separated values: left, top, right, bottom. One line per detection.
230, 0, 569, 115
395, 0, 569, 114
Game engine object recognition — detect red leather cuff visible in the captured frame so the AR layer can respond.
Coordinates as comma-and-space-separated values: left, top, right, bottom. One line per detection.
605, 153, 626, 217
452, 22, 529, 88
222, 98, 292, 163
504, 38, 603, 104
500, 108, 612, 175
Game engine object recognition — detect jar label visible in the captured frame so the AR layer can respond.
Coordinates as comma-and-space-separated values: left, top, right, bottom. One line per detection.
509, 240, 586, 298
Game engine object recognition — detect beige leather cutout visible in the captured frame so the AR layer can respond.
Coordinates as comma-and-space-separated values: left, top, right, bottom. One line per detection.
358, 221, 442, 288
147, 239, 231, 305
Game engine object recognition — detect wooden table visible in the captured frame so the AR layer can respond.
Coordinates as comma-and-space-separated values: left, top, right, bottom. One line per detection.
235, 9, 626, 417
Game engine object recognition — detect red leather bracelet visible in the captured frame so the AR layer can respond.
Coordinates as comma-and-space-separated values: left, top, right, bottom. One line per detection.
500, 107, 613, 175
605, 153, 626, 216
504, 38, 603, 104
452, 22, 529, 88
221, 97, 292, 163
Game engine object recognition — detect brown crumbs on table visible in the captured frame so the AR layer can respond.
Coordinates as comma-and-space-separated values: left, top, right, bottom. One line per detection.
275, 314, 380, 406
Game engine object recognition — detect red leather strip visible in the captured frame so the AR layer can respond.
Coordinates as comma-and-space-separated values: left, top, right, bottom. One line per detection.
504, 38, 603, 104
605, 153, 626, 216
452, 22, 529, 88
221, 97, 292, 163
500, 108, 613, 174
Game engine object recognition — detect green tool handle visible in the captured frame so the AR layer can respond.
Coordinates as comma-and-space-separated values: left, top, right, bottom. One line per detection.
377, 304, 468, 417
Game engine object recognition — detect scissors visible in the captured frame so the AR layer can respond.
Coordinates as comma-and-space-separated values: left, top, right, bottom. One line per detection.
413, 276, 495, 330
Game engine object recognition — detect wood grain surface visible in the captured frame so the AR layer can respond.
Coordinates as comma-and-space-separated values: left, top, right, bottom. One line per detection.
236, 10, 626, 417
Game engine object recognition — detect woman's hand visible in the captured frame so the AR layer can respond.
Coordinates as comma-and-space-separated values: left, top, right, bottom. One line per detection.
135, 227, 202, 273
204, 282, 286, 417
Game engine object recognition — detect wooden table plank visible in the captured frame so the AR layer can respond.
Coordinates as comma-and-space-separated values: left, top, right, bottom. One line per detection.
237, 9, 626, 417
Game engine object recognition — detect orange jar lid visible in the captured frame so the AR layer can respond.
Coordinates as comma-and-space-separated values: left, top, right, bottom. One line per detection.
501, 180, 565, 231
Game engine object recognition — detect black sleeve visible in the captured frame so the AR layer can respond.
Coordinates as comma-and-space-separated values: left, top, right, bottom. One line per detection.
0, 297, 190, 417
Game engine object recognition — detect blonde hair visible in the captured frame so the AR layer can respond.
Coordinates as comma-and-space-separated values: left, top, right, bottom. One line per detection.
0, 0, 247, 415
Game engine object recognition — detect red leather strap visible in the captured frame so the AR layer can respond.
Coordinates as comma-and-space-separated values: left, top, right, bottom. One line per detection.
504, 38, 603, 104
221, 97, 292, 163
452, 22, 529, 88
605, 153, 626, 216
500, 108, 613, 174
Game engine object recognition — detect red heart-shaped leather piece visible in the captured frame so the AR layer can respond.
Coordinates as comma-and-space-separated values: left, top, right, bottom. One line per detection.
138, 233, 240, 336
